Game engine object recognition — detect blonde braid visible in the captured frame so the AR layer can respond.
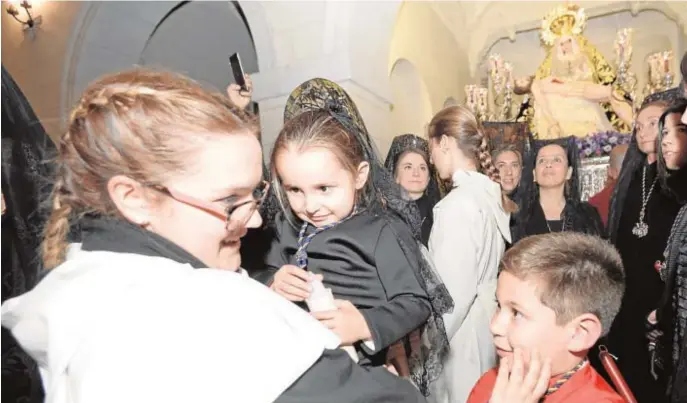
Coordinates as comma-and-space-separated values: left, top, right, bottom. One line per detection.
477, 135, 500, 182
42, 177, 73, 269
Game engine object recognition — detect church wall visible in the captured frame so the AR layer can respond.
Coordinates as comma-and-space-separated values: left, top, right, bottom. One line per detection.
388, 2, 470, 128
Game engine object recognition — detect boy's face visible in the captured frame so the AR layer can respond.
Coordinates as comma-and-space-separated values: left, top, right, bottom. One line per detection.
490, 271, 573, 375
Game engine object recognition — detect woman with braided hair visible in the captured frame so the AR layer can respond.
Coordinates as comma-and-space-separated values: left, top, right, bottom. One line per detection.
425, 105, 515, 403
0, 69, 426, 403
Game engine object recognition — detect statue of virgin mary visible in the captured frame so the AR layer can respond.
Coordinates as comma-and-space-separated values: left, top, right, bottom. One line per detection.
517, 4, 633, 139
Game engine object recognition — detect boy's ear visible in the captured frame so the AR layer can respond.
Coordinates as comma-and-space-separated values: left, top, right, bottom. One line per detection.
566, 313, 602, 354
355, 161, 370, 190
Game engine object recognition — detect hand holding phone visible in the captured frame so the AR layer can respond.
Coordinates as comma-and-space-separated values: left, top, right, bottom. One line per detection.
226, 75, 253, 110
229, 53, 247, 91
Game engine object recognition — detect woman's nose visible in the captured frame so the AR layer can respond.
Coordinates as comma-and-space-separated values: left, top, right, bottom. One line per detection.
245, 209, 263, 229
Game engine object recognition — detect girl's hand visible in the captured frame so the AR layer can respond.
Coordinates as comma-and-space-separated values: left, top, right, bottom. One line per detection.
312, 300, 372, 345
226, 74, 253, 110
490, 349, 551, 403
270, 265, 320, 302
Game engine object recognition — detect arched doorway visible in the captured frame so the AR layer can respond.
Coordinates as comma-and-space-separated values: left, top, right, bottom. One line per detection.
389, 58, 433, 140
61, 1, 272, 125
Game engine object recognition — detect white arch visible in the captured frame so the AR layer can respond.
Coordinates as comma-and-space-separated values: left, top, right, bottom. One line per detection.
472, 1, 687, 77
60, 1, 274, 125
389, 58, 433, 138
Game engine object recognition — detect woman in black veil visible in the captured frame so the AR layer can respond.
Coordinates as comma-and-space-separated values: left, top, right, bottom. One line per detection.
384, 134, 441, 246
604, 88, 683, 402
512, 136, 603, 243
1, 65, 52, 402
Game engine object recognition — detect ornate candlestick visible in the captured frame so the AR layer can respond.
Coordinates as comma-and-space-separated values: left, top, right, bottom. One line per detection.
465, 85, 478, 116
477, 87, 489, 122
614, 28, 637, 109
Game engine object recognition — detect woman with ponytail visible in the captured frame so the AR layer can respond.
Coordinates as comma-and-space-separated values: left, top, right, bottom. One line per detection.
425, 105, 514, 403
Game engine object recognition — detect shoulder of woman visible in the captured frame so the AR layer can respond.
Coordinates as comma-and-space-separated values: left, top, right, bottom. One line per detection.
436, 190, 481, 214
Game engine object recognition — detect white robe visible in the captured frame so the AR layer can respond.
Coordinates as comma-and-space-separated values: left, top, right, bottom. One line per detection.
427, 171, 511, 403
1, 245, 341, 403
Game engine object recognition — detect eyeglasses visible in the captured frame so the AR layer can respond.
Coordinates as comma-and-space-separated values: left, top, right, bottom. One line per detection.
146, 180, 269, 232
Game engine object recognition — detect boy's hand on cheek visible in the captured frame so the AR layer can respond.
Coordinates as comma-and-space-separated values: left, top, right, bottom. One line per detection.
490, 348, 551, 403
311, 300, 371, 345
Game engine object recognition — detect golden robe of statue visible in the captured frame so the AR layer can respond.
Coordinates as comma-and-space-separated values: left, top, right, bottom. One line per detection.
518, 6, 633, 139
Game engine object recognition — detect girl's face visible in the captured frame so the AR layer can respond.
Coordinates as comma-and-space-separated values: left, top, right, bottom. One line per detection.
533, 144, 572, 189
661, 112, 687, 170
635, 105, 665, 156
395, 151, 430, 197
276, 146, 369, 227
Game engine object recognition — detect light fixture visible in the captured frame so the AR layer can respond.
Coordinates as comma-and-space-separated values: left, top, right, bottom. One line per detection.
5, 1, 42, 38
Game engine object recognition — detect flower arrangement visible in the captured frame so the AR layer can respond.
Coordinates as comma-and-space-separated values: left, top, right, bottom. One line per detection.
575, 131, 632, 159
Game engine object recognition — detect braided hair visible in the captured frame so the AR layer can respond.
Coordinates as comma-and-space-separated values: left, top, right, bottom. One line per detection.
43, 69, 258, 268
427, 105, 517, 213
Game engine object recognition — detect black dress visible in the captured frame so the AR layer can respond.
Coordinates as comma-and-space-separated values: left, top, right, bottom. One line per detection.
607, 163, 682, 402
415, 194, 434, 247
514, 200, 604, 241
261, 212, 431, 367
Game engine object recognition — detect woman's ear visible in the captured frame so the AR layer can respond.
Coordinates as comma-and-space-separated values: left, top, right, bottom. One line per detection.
565, 166, 573, 181
355, 161, 370, 190
533, 168, 538, 183
107, 175, 154, 226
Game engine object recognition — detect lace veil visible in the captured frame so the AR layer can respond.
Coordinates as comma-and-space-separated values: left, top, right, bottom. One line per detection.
384, 133, 442, 206
279, 78, 453, 395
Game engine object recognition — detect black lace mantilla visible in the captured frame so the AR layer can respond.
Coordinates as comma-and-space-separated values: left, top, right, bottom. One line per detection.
277, 78, 454, 395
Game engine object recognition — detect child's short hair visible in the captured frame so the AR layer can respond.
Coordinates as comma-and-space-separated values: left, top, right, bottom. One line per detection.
500, 233, 624, 335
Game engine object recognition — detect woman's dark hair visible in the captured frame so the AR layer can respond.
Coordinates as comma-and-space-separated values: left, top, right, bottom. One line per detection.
657, 98, 687, 202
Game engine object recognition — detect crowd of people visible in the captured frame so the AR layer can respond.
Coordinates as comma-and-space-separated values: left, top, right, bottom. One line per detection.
1, 52, 686, 403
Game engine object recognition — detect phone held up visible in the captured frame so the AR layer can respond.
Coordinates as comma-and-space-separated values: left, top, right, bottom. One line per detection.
229, 53, 248, 92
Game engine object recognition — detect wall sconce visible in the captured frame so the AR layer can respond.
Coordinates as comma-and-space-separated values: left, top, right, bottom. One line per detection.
5, 1, 42, 38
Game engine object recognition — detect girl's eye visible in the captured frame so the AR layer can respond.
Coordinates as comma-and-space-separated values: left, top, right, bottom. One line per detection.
404, 166, 412, 171
287, 188, 302, 195
420, 166, 428, 171
319, 186, 330, 193
513, 310, 523, 319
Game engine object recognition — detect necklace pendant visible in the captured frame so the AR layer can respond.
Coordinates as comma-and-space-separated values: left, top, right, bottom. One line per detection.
632, 221, 649, 238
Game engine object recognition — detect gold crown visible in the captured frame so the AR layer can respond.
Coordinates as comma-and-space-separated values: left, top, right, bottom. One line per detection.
541, 4, 587, 46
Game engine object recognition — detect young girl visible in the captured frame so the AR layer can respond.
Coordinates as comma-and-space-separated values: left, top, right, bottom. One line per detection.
263, 78, 452, 395
426, 105, 516, 403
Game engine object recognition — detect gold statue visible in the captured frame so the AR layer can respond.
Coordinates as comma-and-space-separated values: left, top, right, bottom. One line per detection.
516, 4, 633, 139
